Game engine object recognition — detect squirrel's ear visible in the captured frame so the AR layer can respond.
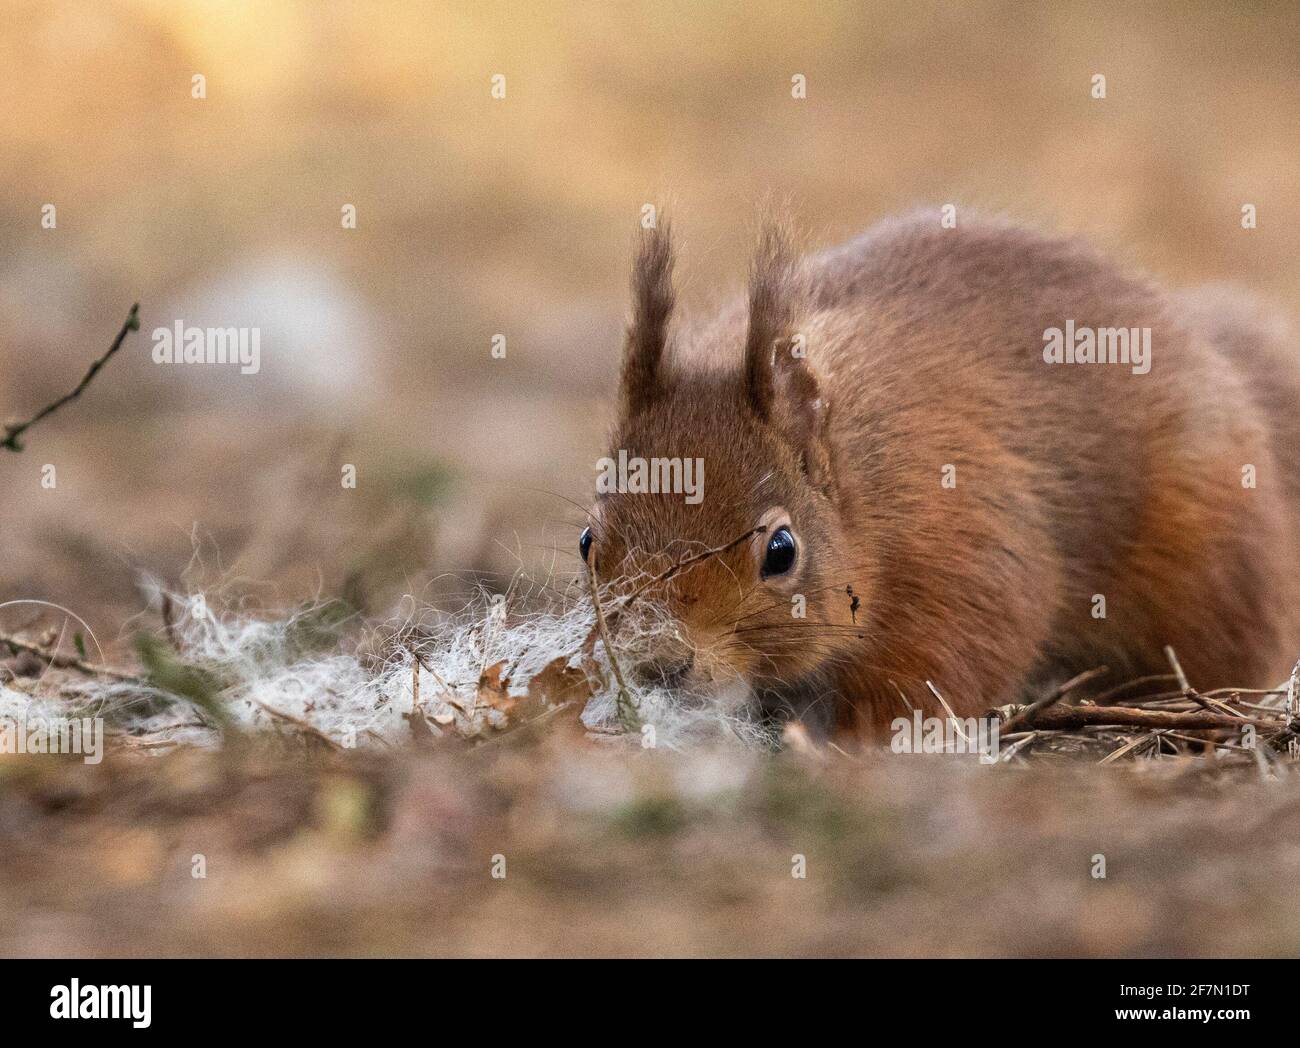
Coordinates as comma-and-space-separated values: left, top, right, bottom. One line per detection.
773, 351, 834, 494
619, 222, 675, 417
743, 223, 833, 492
742, 222, 794, 421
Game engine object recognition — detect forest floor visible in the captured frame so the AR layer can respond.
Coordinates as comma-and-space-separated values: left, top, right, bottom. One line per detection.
2, 727, 1298, 957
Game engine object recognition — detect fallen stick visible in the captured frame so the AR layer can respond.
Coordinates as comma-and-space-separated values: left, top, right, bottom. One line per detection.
998, 666, 1108, 734
1008, 704, 1268, 733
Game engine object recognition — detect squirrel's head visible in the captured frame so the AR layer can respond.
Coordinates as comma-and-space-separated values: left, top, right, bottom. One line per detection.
581, 221, 862, 708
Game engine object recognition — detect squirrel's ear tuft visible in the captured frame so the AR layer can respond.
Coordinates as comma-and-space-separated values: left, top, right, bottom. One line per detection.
743, 221, 832, 492
620, 221, 676, 417
743, 221, 799, 420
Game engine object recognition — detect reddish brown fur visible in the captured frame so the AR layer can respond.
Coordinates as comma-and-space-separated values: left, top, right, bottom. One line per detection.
587, 211, 1300, 739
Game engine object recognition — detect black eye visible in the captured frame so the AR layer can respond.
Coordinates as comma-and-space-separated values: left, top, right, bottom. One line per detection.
762, 526, 797, 578
579, 526, 593, 563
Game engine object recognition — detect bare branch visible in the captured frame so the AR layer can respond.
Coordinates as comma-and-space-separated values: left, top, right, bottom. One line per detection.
0, 630, 139, 683
2, 302, 140, 452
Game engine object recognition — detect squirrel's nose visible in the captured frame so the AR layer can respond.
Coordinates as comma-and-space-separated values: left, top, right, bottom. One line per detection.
633, 654, 695, 689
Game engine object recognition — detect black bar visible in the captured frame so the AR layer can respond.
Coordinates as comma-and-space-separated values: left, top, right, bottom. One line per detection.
0, 958, 1285, 1034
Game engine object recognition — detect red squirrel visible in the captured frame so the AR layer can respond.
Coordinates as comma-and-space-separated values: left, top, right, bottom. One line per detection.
581, 211, 1300, 738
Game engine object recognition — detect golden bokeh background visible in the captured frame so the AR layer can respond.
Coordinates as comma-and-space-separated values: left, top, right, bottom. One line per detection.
3, 0, 1298, 636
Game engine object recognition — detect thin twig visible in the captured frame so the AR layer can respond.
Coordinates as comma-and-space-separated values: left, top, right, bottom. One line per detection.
998, 666, 1108, 735
890, 680, 915, 714
1104, 687, 1282, 707
249, 697, 341, 750
470, 701, 578, 753
1160, 731, 1243, 752
1164, 645, 1191, 694
1160, 644, 1234, 717
578, 524, 767, 664
577, 525, 768, 662
1093, 673, 1179, 705
1285, 658, 1300, 760
925, 680, 972, 746
0, 630, 139, 683
615, 525, 765, 620
1098, 734, 1149, 765
586, 560, 638, 730
407, 644, 457, 695
2, 303, 140, 451
999, 731, 1040, 762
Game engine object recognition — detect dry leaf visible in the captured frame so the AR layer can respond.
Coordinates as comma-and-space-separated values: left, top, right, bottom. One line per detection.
524, 656, 594, 708
477, 661, 514, 715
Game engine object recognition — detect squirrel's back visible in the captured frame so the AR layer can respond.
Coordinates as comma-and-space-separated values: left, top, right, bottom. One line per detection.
798, 213, 1299, 725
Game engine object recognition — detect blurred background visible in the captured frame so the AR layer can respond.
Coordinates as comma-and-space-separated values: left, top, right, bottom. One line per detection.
3, 0, 1299, 641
